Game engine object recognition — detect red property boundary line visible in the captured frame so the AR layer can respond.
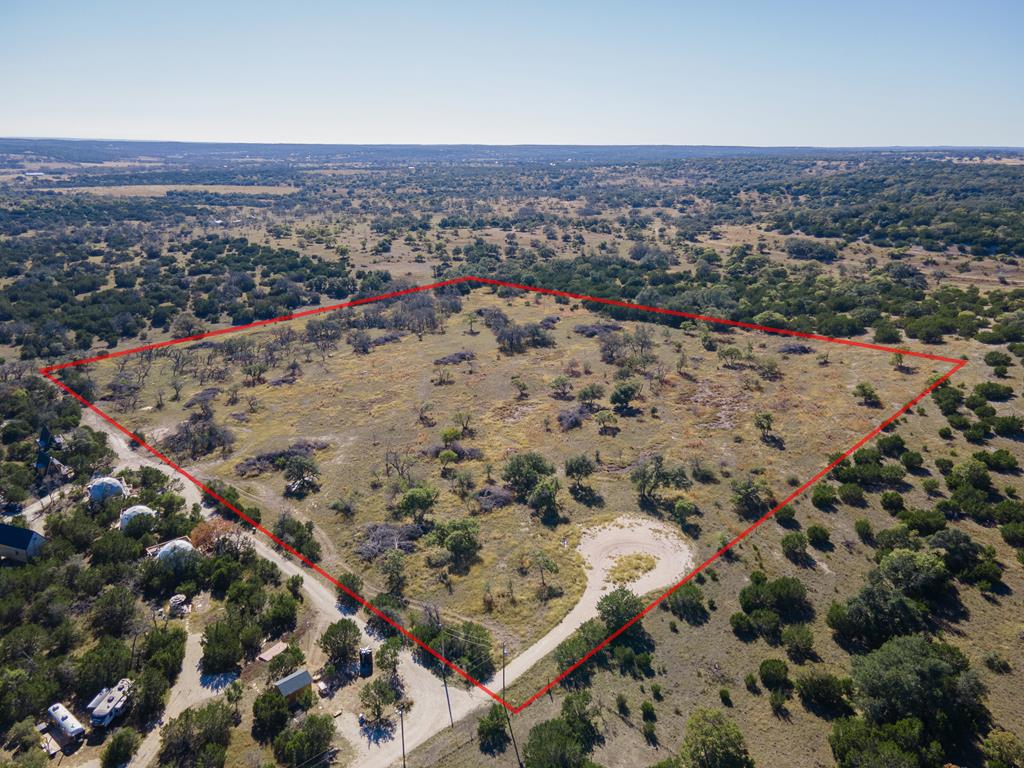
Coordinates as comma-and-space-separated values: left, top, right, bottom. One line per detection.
38, 275, 965, 713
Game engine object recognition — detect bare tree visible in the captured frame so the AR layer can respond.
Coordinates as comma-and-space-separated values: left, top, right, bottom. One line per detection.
383, 447, 416, 484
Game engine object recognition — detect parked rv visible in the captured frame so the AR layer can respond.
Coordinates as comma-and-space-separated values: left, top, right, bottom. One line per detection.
87, 678, 133, 728
47, 703, 85, 741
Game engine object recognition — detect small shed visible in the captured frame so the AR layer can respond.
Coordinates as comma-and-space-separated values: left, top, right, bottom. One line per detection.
273, 669, 313, 702
258, 641, 288, 663
0, 523, 46, 563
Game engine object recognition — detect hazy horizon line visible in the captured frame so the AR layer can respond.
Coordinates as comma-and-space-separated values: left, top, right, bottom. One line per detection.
3, 136, 1023, 152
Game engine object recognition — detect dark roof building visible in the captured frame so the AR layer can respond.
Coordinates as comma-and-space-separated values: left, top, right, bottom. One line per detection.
0, 522, 45, 563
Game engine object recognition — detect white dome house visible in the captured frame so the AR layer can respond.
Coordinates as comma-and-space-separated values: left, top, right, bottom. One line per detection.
119, 504, 156, 529
155, 538, 195, 566
87, 476, 128, 503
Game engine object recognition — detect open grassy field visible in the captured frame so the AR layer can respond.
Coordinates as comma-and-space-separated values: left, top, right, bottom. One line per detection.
79, 288, 943, 663
403, 332, 1024, 768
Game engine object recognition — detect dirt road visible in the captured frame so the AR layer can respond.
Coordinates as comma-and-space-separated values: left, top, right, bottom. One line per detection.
21, 487, 68, 535
73, 411, 695, 768
338, 516, 695, 768
502, 517, 695, 682
81, 410, 205, 509
130, 614, 225, 768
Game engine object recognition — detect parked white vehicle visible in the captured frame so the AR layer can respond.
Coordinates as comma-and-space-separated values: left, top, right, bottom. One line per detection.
87, 678, 133, 728
47, 703, 85, 741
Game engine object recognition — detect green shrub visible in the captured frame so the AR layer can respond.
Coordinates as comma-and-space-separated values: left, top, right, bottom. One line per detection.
900, 451, 924, 470
774, 505, 796, 525
811, 483, 837, 509
749, 609, 782, 641
880, 491, 905, 512
795, 669, 851, 713
806, 525, 830, 549
730, 611, 755, 639
781, 624, 815, 661
781, 531, 808, 562
477, 704, 510, 754
102, 728, 141, 768
838, 483, 865, 505
854, 518, 873, 542
759, 658, 790, 690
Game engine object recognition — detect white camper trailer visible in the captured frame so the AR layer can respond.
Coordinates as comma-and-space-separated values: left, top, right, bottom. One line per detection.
47, 703, 85, 741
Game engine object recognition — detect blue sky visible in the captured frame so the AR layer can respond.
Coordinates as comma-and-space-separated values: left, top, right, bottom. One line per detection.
2, 0, 1022, 146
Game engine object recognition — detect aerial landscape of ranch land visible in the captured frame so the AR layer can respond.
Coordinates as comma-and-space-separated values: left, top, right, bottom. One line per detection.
62, 278, 954, 692
1, 139, 1023, 768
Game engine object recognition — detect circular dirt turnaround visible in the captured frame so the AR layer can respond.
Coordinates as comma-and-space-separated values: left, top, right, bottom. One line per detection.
503, 515, 696, 683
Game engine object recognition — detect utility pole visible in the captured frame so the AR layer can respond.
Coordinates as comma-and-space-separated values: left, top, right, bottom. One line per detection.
502, 643, 523, 768
441, 636, 453, 728
129, 631, 138, 670
398, 704, 406, 768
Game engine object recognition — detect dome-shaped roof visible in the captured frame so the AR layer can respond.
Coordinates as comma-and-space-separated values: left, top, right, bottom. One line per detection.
119, 504, 156, 529
87, 476, 128, 502
156, 538, 195, 562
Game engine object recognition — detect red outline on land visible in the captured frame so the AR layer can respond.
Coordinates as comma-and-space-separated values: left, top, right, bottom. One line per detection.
38, 275, 965, 713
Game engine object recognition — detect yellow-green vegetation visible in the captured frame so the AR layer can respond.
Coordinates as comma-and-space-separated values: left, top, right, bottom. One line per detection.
84, 290, 939, 657
4, 141, 1024, 768
606, 553, 657, 585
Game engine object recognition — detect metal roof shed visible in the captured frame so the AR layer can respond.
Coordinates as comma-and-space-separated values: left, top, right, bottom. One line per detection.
273, 669, 313, 700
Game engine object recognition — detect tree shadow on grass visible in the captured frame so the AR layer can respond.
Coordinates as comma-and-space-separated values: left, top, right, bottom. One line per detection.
570, 484, 604, 508
797, 693, 853, 721
679, 520, 702, 538
479, 731, 510, 756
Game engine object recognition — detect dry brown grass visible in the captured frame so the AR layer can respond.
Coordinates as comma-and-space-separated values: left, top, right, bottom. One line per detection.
405, 333, 1024, 768
85, 290, 942, 662
606, 553, 657, 585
